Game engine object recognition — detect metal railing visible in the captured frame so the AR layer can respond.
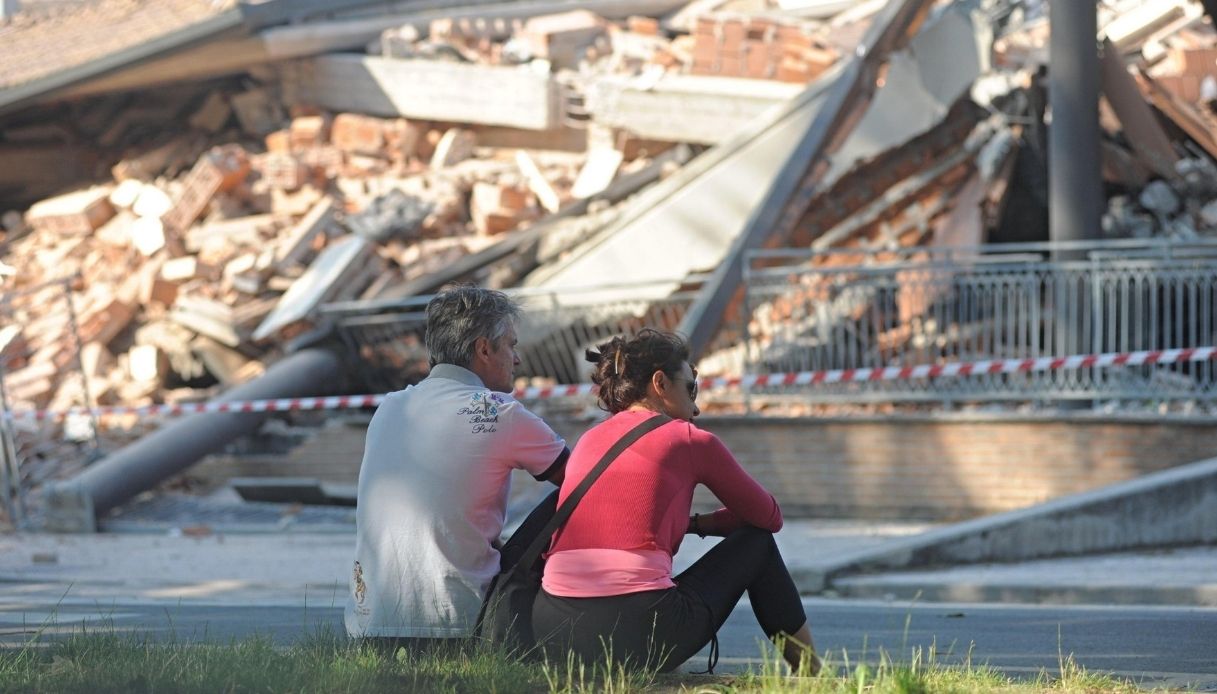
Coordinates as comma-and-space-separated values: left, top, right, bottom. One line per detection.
324, 278, 707, 393
742, 240, 1217, 405
1, 276, 99, 528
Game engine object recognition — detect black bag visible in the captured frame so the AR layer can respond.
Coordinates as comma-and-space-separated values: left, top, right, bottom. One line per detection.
475, 414, 670, 652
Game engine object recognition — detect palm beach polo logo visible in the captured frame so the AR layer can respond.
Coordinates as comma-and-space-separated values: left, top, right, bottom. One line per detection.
458, 391, 502, 433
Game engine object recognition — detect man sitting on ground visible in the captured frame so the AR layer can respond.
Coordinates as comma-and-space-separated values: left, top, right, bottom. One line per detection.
345, 286, 569, 648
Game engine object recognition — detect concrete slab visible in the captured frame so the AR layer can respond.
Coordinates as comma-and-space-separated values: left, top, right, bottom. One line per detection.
586, 73, 803, 145
280, 55, 560, 130
831, 546, 1217, 607
253, 234, 375, 341
806, 455, 1217, 592
522, 66, 841, 304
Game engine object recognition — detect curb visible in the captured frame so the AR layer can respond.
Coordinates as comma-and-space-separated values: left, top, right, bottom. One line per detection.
826, 577, 1217, 607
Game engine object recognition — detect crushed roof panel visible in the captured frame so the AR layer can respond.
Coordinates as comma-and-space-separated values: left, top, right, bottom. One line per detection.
0, 0, 240, 94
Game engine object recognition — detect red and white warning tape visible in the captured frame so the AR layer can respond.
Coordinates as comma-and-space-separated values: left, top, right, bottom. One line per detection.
5, 346, 1215, 423
6, 395, 388, 424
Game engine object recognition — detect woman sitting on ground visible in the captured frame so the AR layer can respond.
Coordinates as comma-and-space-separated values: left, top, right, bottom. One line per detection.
532, 329, 819, 674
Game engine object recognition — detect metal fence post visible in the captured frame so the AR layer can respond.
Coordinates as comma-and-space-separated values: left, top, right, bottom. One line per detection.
0, 361, 25, 529
740, 255, 756, 415
61, 277, 102, 455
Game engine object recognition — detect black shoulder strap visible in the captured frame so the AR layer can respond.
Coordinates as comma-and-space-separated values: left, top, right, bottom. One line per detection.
512, 413, 670, 574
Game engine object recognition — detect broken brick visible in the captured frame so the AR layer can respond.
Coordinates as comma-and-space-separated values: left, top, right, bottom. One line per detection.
161, 145, 251, 232
290, 114, 332, 150
332, 113, 387, 156
25, 187, 115, 235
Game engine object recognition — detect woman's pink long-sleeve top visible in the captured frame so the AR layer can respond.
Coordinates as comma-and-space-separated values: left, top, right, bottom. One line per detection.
541, 410, 783, 598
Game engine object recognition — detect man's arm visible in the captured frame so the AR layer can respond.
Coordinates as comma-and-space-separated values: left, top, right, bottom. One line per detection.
535, 447, 570, 486
504, 399, 569, 484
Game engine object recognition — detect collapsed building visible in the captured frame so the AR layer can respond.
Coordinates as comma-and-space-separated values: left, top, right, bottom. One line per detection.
1, 0, 1216, 530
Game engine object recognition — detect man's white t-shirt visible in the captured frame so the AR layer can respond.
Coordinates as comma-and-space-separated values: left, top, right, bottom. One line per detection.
345, 364, 567, 638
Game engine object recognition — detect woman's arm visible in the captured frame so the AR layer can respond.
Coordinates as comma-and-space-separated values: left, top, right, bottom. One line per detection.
687, 510, 748, 537
689, 428, 783, 533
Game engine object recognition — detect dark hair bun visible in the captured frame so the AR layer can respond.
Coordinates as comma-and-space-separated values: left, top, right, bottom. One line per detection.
589, 330, 689, 414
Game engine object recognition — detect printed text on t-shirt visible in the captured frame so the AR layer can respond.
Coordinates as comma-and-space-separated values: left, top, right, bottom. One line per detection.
457, 392, 501, 433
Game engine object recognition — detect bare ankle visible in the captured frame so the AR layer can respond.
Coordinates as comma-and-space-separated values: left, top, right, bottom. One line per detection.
777, 632, 820, 675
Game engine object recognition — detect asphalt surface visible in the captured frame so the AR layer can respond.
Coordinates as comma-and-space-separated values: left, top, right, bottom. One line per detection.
1, 597, 1215, 690
3, 521, 1217, 689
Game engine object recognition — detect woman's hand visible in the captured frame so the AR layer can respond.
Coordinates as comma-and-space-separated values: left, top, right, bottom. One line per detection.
687, 514, 704, 537
687, 510, 744, 537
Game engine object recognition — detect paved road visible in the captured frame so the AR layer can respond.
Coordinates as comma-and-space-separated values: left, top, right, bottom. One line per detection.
1, 597, 1214, 689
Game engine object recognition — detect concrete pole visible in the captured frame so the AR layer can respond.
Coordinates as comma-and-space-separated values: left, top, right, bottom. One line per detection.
1048, 0, 1103, 247
0, 0, 19, 21
1048, 0, 1102, 363
41, 347, 347, 531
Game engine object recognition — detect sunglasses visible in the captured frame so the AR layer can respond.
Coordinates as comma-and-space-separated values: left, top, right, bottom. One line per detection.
672, 369, 699, 401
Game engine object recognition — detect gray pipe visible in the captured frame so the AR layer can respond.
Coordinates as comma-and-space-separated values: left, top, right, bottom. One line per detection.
41, 347, 347, 532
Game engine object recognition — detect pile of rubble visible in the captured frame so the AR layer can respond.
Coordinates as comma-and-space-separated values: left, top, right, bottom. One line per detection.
993, 0, 1217, 241
0, 1, 891, 513
0, 1, 897, 421
1107, 36, 1217, 239
0, 110, 626, 517
370, 8, 841, 83
1, 104, 592, 409
724, 0, 1217, 415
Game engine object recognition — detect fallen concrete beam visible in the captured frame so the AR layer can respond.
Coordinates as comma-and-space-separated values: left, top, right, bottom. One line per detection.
801, 455, 1217, 592
587, 74, 803, 145
256, 0, 687, 58
280, 54, 560, 130
40, 347, 347, 532
1098, 38, 1179, 181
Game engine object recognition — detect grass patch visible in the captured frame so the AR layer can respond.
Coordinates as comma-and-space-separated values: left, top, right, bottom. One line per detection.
0, 625, 544, 694
720, 642, 1153, 694
0, 628, 1156, 693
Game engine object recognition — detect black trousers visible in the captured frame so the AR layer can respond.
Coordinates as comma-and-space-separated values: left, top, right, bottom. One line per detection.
532, 526, 807, 672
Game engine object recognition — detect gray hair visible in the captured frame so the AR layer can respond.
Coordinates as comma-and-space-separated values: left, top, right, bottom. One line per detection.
425, 286, 520, 368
